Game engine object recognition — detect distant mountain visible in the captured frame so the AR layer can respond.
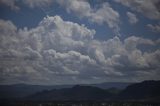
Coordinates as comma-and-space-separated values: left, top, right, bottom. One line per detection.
28, 85, 113, 101
0, 84, 73, 99
118, 80, 160, 101
27, 80, 160, 101
89, 82, 132, 89
0, 82, 132, 99
1, 80, 160, 102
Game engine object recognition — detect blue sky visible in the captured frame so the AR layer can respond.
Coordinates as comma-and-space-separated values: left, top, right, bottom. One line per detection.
0, 0, 160, 85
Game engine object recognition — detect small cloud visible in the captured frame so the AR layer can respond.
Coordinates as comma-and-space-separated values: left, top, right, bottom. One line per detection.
147, 23, 160, 33
127, 12, 138, 24
115, 0, 160, 20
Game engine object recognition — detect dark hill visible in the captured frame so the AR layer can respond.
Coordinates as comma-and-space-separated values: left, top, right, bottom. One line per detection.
28, 80, 160, 101
1, 80, 160, 102
0, 84, 73, 99
28, 85, 113, 101
119, 80, 160, 101
0, 82, 131, 99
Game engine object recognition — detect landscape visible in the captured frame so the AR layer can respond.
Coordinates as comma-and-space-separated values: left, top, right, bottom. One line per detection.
0, 0, 160, 106
0, 80, 160, 105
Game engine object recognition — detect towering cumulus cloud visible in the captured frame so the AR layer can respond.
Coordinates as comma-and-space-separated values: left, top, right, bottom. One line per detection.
0, 15, 159, 84
0, 0, 160, 85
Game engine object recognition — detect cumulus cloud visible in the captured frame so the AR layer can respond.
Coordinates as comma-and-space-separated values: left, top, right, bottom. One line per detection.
57, 0, 120, 34
57, 0, 91, 17
114, 0, 160, 20
0, 0, 120, 34
0, 15, 96, 84
126, 12, 138, 24
147, 23, 160, 33
0, 15, 159, 84
124, 36, 155, 51
90, 3, 120, 31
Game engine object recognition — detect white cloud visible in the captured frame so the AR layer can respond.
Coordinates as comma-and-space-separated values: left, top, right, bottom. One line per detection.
57, 0, 120, 34
0, 0, 120, 34
124, 36, 155, 51
0, 0, 120, 31
0, 15, 96, 84
114, 0, 160, 20
0, 15, 159, 84
127, 12, 138, 24
57, 0, 91, 18
90, 3, 120, 32
144, 50, 160, 67
147, 23, 160, 33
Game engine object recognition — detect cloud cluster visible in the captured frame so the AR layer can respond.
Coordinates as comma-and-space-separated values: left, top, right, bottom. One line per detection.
114, 0, 160, 20
0, 15, 159, 84
0, 0, 120, 34
57, 0, 120, 34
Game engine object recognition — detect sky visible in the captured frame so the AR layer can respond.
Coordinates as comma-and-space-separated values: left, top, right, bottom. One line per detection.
0, 0, 160, 85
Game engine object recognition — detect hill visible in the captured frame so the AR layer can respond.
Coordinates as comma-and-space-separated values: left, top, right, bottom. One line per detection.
1, 80, 160, 102
28, 85, 113, 101
0, 82, 131, 99
118, 80, 160, 101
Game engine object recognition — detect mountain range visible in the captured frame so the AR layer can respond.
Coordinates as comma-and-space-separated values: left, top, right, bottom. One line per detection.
0, 82, 130, 99
0, 80, 160, 102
